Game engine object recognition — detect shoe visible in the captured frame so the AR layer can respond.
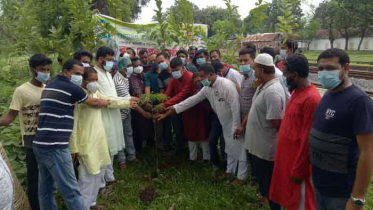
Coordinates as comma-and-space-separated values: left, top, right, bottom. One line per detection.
119, 163, 127, 171
90, 204, 107, 210
189, 160, 197, 165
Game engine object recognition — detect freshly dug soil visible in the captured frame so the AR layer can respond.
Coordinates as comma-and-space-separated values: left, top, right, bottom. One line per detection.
139, 187, 158, 203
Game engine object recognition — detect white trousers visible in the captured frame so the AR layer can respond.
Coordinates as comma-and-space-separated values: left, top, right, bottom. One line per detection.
78, 162, 103, 209
226, 154, 248, 180
100, 156, 115, 188
188, 141, 210, 161
298, 180, 306, 210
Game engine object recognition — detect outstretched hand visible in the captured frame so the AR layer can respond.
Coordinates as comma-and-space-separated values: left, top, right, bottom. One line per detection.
154, 106, 176, 121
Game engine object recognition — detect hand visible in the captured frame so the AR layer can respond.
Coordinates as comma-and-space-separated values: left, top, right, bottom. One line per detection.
233, 125, 245, 139
99, 99, 110, 107
130, 97, 140, 103
164, 106, 176, 116
142, 112, 152, 119
71, 153, 77, 161
290, 176, 302, 185
154, 113, 168, 121
144, 103, 153, 112
345, 198, 363, 210
129, 100, 138, 109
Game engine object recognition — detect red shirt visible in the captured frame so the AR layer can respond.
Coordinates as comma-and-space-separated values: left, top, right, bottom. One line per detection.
164, 71, 210, 141
270, 85, 321, 210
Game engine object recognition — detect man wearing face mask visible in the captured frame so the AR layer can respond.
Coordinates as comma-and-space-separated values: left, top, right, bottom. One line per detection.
270, 54, 321, 210
114, 57, 148, 169
94, 46, 125, 187
156, 52, 172, 92
158, 57, 211, 162
129, 56, 154, 154
0, 54, 52, 210
210, 49, 234, 69
69, 67, 138, 210
192, 49, 209, 69
157, 63, 247, 183
177, 49, 197, 73
32, 59, 110, 210
309, 49, 373, 210
73, 51, 93, 68
233, 47, 258, 186
277, 39, 298, 70
245, 53, 285, 210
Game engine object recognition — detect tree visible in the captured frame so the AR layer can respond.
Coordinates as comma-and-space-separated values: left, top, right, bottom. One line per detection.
314, 1, 338, 48
298, 18, 320, 51
243, 0, 270, 35
335, 0, 356, 50
354, 0, 373, 51
91, 0, 150, 21
276, 0, 302, 38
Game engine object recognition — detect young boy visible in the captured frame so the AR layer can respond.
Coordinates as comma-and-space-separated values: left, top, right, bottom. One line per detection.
69, 67, 138, 209
0, 54, 52, 210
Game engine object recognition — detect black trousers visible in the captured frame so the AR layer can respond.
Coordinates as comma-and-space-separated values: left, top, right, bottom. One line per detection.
251, 155, 281, 210
26, 147, 40, 210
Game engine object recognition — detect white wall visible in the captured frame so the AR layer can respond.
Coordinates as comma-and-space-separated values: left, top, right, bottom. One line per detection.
308, 37, 373, 51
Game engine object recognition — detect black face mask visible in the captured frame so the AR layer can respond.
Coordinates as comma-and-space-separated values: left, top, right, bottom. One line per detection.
285, 75, 297, 92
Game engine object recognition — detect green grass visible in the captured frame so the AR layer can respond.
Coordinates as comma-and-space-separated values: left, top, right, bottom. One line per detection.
304, 51, 373, 65
54, 146, 373, 210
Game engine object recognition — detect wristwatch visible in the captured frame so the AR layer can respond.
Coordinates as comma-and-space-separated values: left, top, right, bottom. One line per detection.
350, 195, 365, 207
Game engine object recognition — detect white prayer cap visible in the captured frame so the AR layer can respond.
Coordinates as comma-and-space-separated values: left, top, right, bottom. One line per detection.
254, 53, 274, 67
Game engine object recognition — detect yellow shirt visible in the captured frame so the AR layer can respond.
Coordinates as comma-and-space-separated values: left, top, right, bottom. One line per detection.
69, 90, 130, 175
9, 82, 44, 148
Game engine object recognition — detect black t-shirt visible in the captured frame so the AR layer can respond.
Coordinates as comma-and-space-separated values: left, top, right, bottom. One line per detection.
309, 85, 373, 197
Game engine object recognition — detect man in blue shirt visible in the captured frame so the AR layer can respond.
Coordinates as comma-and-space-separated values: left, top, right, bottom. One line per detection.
33, 59, 109, 210
309, 49, 373, 210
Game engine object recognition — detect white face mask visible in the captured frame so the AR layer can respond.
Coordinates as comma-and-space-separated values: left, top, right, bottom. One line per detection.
86, 82, 98, 93
103, 61, 114, 71
134, 66, 143, 74
82, 63, 90, 68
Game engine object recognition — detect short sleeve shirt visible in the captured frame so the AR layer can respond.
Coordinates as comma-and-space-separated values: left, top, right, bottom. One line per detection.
34, 75, 88, 149
9, 82, 44, 148
309, 85, 373, 197
245, 78, 286, 161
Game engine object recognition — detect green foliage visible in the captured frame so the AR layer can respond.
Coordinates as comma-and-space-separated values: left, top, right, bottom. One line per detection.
244, 0, 270, 35
139, 94, 169, 105
207, 0, 243, 66
276, 0, 301, 39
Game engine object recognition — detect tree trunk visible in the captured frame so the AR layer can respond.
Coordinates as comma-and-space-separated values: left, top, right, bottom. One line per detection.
307, 42, 311, 51
344, 36, 349, 50
357, 28, 366, 51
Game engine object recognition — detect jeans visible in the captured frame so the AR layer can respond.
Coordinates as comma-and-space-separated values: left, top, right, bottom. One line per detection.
26, 148, 40, 210
33, 146, 86, 210
314, 187, 349, 210
118, 115, 137, 163
163, 114, 184, 152
209, 112, 225, 167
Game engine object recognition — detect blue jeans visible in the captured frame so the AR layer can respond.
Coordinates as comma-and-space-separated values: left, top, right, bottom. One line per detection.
314, 187, 349, 210
33, 146, 86, 210
118, 114, 137, 163
209, 111, 225, 167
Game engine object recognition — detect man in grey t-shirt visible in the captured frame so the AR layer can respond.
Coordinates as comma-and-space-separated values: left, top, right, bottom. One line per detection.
244, 53, 285, 209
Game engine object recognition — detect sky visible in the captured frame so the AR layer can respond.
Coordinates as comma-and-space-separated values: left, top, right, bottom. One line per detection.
135, 0, 324, 24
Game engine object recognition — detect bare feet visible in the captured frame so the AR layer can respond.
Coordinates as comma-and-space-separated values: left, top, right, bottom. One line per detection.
230, 178, 244, 186
120, 163, 127, 170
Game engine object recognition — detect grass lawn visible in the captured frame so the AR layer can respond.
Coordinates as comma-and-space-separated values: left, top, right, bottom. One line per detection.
304, 50, 373, 65
54, 146, 373, 210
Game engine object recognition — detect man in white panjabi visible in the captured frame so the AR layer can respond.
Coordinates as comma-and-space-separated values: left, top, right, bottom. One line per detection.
157, 63, 248, 183
93, 46, 125, 187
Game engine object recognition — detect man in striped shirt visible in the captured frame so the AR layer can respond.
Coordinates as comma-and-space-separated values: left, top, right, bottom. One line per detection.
33, 59, 110, 210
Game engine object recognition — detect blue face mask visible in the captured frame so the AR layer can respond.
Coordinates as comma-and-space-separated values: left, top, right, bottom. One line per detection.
159, 61, 168, 71
70, 75, 83, 86
197, 58, 206, 65
180, 58, 186, 65
172, 70, 182, 79
35, 70, 50, 83
239, 64, 252, 74
201, 78, 211, 87
280, 49, 287, 58
103, 61, 114, 71
318, 70, 342, 89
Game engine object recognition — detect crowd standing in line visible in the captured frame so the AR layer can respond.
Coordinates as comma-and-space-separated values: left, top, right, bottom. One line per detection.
0, 39, 373, 210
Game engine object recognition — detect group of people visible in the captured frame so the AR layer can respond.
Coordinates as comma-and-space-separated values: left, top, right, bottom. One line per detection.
0, 38, 372, 210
